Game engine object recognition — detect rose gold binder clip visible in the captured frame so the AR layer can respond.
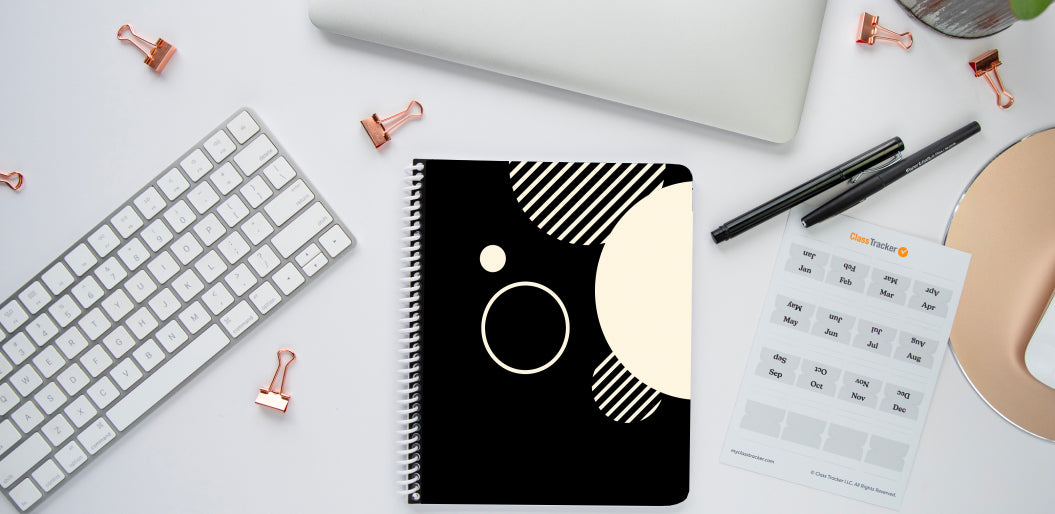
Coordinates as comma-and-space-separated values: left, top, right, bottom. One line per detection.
1, 171, 23, 191
970, 50, 1014, 109
856, 12, 913, 50
117, 24, 176, 72
255, 348, 296, 413
361, 100, 423, 148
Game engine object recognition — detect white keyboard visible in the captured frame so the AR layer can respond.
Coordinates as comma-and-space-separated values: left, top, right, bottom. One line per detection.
0, 109, 354, 511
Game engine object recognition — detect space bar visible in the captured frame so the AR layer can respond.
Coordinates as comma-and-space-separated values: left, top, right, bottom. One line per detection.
107, 325, 230, 431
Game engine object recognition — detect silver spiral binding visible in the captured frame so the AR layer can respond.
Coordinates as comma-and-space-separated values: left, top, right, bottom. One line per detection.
397, 162, 424, 502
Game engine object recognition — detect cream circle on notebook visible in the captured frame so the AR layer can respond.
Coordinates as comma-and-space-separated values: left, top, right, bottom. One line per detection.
481, 281, 569, 375
479, 244, 506, 273
595, 183, 692, 399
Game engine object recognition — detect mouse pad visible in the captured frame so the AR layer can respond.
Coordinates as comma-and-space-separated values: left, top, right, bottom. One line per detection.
944, 127, 1055, 440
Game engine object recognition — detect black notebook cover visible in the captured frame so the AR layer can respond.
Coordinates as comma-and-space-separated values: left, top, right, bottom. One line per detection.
399, 160, 693, 505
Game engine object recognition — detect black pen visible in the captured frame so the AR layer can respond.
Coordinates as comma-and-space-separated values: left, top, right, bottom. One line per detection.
801, 121, 981, 228
711, 137, 904, 243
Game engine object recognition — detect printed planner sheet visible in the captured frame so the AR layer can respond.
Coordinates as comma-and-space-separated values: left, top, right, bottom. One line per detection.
721, 206, 971, 509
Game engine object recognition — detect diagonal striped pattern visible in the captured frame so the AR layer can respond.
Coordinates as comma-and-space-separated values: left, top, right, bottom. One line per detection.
592, 352, 662, 423
509, 161, 666, 245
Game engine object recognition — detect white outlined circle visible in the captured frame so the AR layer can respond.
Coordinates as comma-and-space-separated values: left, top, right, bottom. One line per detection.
481, 281, 570, 374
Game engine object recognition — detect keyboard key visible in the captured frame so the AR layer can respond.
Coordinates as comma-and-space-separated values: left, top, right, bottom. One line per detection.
71, 276, 104, 309
265, 179, 314, 226
64, 396, 96, 428
173, 270, 205, 302
26, 313, 59, 345
87, 377, 120, 409
0, 420, 20, 454
142, 218, 174, 252
42, 415, 74, 446
80, 345, 113, 378
110, 358, 143, 391
274, 263, 305, 295
194, 213, 226, 246
77, 418, 116, 454
31, 459, 64, 492
178, 302, 210, 334
33, 382, 66, 415
111, 205, 143, 239
204, 129, 236, 162
101, 289, 134, 322
54, 442, 87, 473
48, 295, 81, 328
203, 283, 235, 315
220, 301, 258, 338
117, 237, 150, 271
64, 243, 97, 277
95, 256, 128, 290
132, 340, 164, 372
158, 168, 190, 200
0, 383, 19, 416
180, 149, 213, 181
9, 478, 42, 510
88, 225, 120, 257
18, 281, 50, 315
156, 320, 188, 353
194, 250, 227, 283
240, 175, 271, 208
0, 301, 28, 333
0, 354, 10, 381
126, 308, 158, 340
241, 212, 273, 246
218, 232, 251, 264
77, 308, 111, 341
234, 135, 277, 175
188, 181, 220, 214
320, 225, 353, 257
262, 157, 295, 189
272, 202, 333, 258
210, 162, 242, 195
108, 325, 230, 431
12, 401, 44, 432
56, 327, 89, 360
103, 326, 136, 358
133, 186, 166, 219
247, 245, 280, 277
3, 333, 35, 365
249, 282, 281, 315
163, 200, 196, 234
217, 195, 250, 227
0, 434, 49, 488
11, 365, 43, 397
224, 264, 257, 296
125, 270, 158, 303
147, 251, 180, 284
147, 288, 180, 321
172, 233, 204, 265
57, 363, 89, 396
41, 263, 75, 295
302, 253, 328, 277
226, 111, 259, 143
31, 346, 65, 378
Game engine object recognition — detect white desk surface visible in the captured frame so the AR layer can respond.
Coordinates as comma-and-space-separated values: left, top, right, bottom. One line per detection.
2, 1, 1054, 512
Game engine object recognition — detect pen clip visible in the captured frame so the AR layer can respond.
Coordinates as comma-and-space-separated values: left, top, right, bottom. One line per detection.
848, 151, 902, 184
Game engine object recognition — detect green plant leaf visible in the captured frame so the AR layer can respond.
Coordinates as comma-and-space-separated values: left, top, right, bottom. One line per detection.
1010, 0, 1053, 19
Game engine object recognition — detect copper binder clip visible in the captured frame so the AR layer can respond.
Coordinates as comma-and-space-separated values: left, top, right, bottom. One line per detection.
361, 100, 423, 148
255, 348, 296, 412
117, 24, 176, 72
1, 171, 23, 191
856, 12, 913, 50
970, 50, 1014, 109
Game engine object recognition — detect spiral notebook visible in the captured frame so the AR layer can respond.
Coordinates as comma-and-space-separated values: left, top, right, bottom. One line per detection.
398, 159, 694, 505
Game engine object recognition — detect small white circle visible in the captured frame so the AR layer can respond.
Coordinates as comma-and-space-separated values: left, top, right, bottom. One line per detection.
479, 245, 507, 273
481, 281, 570, 375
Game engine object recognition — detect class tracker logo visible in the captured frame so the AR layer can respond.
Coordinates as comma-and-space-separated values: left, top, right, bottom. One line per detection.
850, 232, 908, 258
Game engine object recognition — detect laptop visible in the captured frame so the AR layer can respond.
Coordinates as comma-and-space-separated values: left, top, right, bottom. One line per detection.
310, 0, 828, 143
